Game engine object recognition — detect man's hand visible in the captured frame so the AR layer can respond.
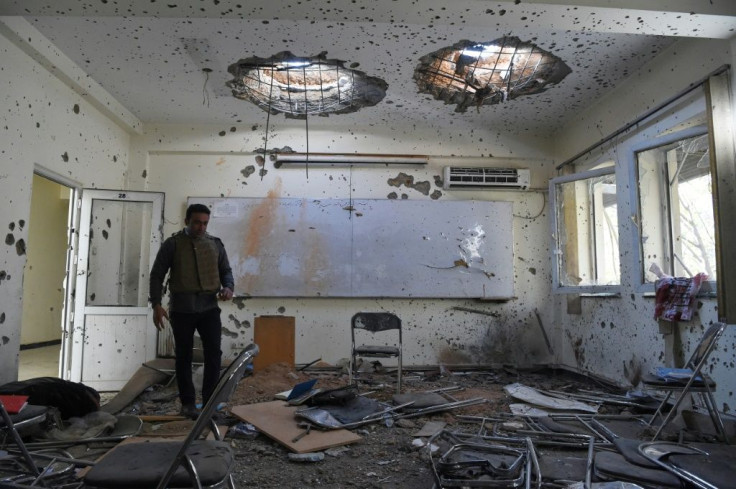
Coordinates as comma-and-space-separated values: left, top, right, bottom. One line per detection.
218, 287, 234, 301
153, 304, 169, 331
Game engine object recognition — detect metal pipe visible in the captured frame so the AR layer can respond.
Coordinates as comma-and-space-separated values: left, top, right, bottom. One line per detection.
556, 64, 730, 171
585, 435, 594, 489
526, 437, 542, 489
272, 152, 428, 166
394, 398, 487, 420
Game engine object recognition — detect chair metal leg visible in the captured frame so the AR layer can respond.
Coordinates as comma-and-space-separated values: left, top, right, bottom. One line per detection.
348, 356, 354, 385
652, 389, 691, 441
396, 354, 402, 394
647, 391, 673, 427
701, 391, 729, 443
0, 404, 40, 477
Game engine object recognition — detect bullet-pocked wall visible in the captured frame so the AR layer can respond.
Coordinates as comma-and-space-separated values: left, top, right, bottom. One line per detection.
0, 28, 131, 384
553, 37, 736, 412
142, 122, 558, 367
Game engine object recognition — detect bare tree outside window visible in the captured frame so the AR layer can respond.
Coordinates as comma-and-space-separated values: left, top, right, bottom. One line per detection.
637, 133, 716, 284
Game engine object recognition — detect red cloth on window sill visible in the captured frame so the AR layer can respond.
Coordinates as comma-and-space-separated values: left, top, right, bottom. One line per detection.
654, 273, 708, 322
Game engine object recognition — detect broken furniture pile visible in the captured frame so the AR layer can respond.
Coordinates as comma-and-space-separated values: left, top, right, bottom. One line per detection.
223, 365, 736, 488
2, 357, 735, 488
0, 344, 259, 489
423, 381, 735, 488
230, 383, 486, 455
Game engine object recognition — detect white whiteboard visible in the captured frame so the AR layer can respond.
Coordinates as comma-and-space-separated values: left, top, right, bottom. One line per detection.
188, 197, 514, 298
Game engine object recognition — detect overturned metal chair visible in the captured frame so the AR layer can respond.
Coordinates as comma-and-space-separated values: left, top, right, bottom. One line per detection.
643, 322, 728, 442
1, 401, 86, 488
349, 312, 402, 394
1, 401, 47, 484
83, 343, 259, 489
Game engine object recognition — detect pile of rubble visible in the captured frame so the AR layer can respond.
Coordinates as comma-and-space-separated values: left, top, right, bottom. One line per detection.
2, 360, 734, 488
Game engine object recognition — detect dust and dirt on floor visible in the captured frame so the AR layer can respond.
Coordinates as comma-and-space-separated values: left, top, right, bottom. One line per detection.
6, 362, 734, 488
110, 361, 713, 489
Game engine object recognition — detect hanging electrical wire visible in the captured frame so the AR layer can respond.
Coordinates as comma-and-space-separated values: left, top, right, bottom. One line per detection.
201, 68, 212, 107
260, 71, 275, 182
303, 64, 309, 179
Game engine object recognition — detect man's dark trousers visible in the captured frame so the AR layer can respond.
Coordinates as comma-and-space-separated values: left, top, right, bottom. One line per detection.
171, 308, 222, 406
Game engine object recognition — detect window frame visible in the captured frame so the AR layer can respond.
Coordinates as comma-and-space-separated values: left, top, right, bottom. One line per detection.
549, 166, 621, 295
628, 125, 716, 296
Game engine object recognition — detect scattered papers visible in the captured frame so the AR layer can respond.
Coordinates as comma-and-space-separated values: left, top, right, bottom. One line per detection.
509, 403, 551, 417
654, 367, 701, 382
504, 383, 598, 413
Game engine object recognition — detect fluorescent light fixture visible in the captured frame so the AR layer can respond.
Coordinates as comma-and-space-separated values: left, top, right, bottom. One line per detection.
272, 153, 428, 167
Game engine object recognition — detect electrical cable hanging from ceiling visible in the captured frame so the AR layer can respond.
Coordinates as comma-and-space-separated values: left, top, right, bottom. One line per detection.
303, 65, 310, 179
202, 68, 212, 108
260, 70, 275, 181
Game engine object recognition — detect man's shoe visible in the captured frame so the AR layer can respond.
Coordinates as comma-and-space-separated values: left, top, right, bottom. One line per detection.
180, 404, 200, 420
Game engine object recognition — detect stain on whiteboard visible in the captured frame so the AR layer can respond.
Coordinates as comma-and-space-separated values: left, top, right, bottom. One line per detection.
214, 201, 238, 218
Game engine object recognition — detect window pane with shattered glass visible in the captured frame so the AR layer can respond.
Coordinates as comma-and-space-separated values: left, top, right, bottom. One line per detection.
637, 133, 716, 284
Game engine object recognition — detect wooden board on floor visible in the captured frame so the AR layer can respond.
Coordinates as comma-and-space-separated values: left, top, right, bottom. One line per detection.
230, 401, 361, 454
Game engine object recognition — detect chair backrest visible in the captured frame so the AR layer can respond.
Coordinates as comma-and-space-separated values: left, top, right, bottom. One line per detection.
686, 322, 726, 373
156, 343, 259, 489
352, 312, 401, 333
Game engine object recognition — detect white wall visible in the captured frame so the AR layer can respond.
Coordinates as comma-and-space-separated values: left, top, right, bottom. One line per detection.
553, 37, 736, 412
0, 25, 131, 384
141, 122, 558, 367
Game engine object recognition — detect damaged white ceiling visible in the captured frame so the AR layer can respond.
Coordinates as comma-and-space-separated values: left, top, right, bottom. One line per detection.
2, 0, 735, 136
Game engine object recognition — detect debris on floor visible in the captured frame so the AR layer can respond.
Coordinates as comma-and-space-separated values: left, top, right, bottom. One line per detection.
2, 360, 735, 489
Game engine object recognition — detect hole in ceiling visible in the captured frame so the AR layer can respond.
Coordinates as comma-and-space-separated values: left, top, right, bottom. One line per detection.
227, 51, 388, 119
414, 37, 572, 113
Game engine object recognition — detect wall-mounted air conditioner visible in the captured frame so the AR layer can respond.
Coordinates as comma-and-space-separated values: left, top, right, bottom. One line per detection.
443, 167, 531, 190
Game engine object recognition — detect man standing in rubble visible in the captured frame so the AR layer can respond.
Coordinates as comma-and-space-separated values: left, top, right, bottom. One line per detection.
149, 203, 234, 419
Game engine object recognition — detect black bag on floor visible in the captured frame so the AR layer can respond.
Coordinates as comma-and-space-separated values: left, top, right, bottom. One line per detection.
0, 377, 100, 419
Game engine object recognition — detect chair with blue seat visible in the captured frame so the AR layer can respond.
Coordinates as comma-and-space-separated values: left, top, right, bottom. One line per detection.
83, 343, 259, 489
643, 322, 728, 442
349, 312, 403, 394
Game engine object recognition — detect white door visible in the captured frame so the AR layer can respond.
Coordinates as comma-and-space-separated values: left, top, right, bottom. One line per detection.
63, 190, 164, 390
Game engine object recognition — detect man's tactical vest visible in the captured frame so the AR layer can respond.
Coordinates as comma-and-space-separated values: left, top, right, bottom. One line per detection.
169, 232, 221, 294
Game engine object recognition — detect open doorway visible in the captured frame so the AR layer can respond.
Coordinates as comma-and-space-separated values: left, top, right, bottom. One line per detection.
19, 173, 74, 381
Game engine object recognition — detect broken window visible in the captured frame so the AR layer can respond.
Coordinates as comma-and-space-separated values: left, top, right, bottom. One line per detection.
636, 132, 716, 287
550, 167, 620, 292
414, 37, 571, 113
227, 51, 388, 118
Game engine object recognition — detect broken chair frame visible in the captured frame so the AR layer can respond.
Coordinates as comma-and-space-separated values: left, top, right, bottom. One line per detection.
83, 343, 259, 489
1, 400, 90, 489
429, 430, 542, 489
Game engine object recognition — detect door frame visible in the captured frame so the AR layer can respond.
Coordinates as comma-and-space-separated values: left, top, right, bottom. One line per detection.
31, 165, 81, 380
63, 189, 164, 388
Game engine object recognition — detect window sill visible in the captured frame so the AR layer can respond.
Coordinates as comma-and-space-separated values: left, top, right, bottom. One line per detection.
553, 285, 621, 296
638, 281, 717, 300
